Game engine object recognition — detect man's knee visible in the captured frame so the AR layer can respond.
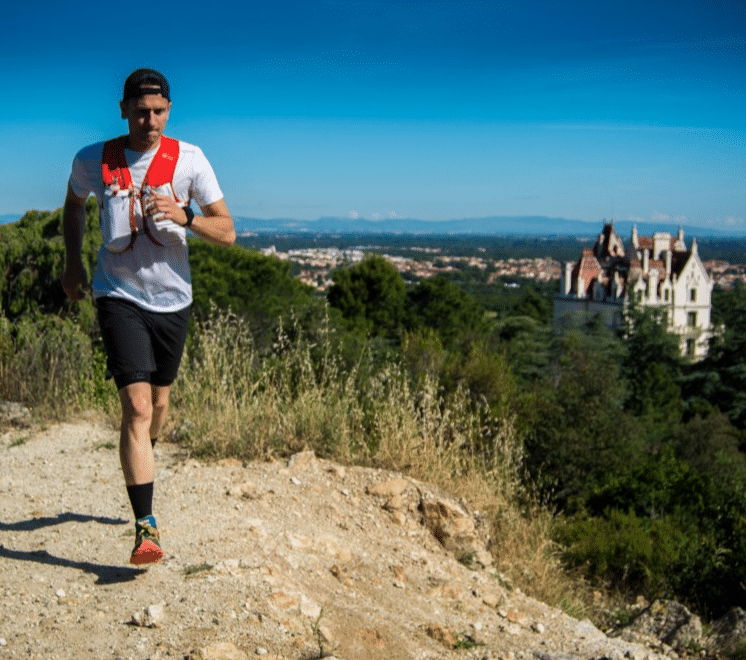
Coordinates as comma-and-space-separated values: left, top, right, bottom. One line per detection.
151, 385, 172, 414
120, 383, 154, 423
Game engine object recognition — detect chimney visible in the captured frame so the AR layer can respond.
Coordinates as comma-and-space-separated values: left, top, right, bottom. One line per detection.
576, 272, 585, 298
563, 262, 572, 295
648, 268, 659, 304
643, 249, 649, 273
665, 250, 672, 279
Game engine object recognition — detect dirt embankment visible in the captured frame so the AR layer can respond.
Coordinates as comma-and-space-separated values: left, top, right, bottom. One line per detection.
0, 418, 674, 660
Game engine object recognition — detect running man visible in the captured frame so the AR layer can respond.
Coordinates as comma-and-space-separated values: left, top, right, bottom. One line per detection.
61, 68, 236, 565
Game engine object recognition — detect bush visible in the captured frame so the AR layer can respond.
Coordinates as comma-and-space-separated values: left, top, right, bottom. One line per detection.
0, 312, 115, 417
0, 202, 100, 326
557, 508, 689, 599
562, 447, 746, 618
188, 241, 323, 352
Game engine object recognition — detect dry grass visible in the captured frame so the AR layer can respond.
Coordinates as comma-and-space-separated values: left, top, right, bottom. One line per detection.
0, 313, 118, 420
168, 308, 588, 614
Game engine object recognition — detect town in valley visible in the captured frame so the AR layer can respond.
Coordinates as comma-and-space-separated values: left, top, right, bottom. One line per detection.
238, 229, 746, 293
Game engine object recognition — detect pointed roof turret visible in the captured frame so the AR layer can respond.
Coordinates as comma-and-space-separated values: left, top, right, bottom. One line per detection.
593, 221, 625, 260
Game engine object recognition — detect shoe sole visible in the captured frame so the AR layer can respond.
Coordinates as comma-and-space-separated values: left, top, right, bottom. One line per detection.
130, 539, 164, 566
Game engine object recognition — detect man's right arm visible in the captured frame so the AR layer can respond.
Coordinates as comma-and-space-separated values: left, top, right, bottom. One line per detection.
61, 184, 89, 301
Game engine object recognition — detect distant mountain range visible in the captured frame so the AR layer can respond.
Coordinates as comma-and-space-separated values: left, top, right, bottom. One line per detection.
236, 215, 740, 238
2, 211, 741, 238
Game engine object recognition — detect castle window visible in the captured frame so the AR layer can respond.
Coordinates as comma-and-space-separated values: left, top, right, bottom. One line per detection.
664, 289, 670, 302
686, 339, 695, 357
688, 311, 697, 327
690, 288, 697, 302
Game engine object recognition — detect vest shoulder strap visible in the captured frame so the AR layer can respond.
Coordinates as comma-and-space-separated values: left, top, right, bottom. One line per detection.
101, 136, 131, 188
101, 136, 180, 189
143, 136, 180, 188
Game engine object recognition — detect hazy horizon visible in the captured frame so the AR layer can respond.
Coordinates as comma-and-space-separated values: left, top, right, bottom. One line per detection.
2, 0, 743, 231
7, 210, 746, 239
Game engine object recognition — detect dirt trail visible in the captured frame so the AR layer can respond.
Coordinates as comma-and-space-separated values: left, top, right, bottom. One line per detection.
0, 417, 668, 660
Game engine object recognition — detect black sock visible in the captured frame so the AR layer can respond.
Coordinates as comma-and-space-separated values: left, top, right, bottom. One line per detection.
151, 437, 157, 448
126, 482, 154, 521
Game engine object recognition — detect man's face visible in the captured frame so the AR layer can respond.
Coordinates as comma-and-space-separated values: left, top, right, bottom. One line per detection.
120, 93, 172, 151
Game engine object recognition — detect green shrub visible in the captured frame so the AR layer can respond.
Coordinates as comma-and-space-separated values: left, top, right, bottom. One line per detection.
0, 313, 114, 416
557, 508, 689, 598
561, 447, 746, 618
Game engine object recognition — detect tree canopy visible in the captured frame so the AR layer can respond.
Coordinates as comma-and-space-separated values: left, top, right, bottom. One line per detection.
327, 254, 406, 339
404, 275, 488, 348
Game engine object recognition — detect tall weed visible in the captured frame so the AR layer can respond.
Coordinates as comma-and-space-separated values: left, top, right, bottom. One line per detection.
171, 307, 583, 612
0, 313, 116, 418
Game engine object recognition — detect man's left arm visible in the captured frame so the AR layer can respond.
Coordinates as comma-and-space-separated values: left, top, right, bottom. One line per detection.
190, 198, 236, 247
145, 194, 236, 247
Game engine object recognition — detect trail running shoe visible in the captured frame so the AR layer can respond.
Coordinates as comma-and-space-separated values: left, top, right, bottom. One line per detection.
130, 515, 163, 566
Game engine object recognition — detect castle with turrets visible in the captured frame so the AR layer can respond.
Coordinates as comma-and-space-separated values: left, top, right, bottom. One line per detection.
553, 221, 713, 358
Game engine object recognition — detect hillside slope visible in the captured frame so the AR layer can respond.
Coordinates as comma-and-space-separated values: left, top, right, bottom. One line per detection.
0, 419, 677, 660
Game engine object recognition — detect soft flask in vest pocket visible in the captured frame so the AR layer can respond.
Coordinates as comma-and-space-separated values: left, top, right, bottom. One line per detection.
142, 184, 187, 248
101, 181, 135, 252
100, 136, 185, 253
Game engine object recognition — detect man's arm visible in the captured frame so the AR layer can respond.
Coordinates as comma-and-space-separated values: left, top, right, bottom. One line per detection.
61, 184, 90, 301
144, 193, 236, 248
192, 198, 236, 248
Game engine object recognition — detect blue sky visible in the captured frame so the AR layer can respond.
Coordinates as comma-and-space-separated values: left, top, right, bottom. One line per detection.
1, 0, 743, 231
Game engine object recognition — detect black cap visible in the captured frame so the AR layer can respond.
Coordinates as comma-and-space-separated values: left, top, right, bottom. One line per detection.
122, 68, 170, 101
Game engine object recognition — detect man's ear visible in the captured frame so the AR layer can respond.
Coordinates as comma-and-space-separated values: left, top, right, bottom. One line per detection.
120, 100, 127, 119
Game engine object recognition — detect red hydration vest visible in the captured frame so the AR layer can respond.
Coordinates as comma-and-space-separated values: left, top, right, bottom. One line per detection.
100, 136, 182, 251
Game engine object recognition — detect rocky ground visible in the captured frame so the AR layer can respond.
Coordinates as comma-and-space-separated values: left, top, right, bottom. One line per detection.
0, 416, 742, 660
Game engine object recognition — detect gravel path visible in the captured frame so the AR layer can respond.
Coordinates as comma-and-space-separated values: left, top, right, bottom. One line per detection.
0, 417, 670, 660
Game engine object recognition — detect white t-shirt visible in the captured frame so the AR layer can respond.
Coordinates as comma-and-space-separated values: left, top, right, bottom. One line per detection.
69, 138, 224, 312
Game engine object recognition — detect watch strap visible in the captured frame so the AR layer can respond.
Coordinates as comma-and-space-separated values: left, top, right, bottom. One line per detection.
183, 206, 195, 228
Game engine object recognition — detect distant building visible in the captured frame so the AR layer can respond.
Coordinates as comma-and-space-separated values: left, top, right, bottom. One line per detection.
553, 221, 713, 358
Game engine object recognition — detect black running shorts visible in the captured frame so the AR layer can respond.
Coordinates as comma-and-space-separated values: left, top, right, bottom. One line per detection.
96, 297, 191, 390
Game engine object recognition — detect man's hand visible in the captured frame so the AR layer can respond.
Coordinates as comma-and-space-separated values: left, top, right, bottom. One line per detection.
62, 185, 89, 301
144, 191, 188, 226
144, 193, 236, 247
61, 263, 89, 301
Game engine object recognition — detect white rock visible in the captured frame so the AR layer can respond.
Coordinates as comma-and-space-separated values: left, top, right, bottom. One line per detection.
197, 642, 249, 660
131, 602, 165, 628
368, 478, 410, 498
287, 450, 316, 470
576, 618, 605, 640
300, 596, 322, 619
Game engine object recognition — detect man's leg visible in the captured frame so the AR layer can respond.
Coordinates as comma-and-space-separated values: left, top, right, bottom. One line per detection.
119, 382, 155, 486
119, 381, 163, 565
149, 384, 172, 447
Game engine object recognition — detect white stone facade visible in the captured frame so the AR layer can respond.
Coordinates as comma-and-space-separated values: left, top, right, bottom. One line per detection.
553, 222, 713, 358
